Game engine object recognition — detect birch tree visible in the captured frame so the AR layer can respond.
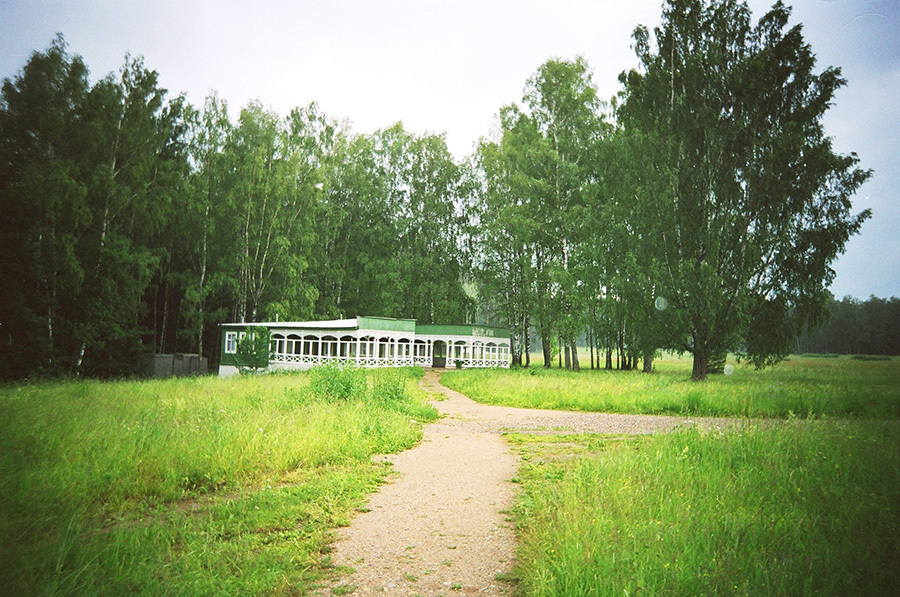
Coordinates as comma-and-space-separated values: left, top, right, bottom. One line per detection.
617, 0, 871, 379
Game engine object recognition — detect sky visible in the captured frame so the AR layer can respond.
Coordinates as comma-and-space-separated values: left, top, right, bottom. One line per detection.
1, 0, 898, 300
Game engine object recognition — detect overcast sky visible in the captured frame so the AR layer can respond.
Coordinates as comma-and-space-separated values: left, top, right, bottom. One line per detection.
1, 0, 897, 300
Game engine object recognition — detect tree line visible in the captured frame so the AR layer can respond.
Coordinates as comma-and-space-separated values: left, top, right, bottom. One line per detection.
1, 0, 873, 380
473, 0, 869, 379
797, 295, 900, 356
0, 37, 472, 378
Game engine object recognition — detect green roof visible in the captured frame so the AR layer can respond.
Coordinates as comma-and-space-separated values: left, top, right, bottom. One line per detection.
221, 318, 508, 339
358, 316, 417, 333
415, 324, 510, 339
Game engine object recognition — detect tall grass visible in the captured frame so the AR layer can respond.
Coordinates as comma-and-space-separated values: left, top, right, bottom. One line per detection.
442, 355, 900, 418
512, 421, 900, 596
0, 366, 435, 595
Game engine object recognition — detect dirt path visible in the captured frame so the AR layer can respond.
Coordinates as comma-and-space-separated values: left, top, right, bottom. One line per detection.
324, 370, 739, 596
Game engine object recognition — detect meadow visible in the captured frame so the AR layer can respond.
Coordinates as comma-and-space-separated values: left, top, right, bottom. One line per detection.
2, 356, 897, 596
467, 355, 898, 595
0, 366, 436, 595
441, 354, 900, 419
508, 422, 899, 596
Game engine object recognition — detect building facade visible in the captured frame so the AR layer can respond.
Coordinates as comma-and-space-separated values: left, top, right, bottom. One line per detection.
218, 316, 511, 377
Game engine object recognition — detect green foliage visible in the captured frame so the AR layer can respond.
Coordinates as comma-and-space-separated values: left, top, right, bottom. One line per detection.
0, 368, 436, 594
798, 294, 900, 356
0, 37, 189, 377
311, 124, 473, 323
308, 363, 422, 407
616, 0, 871, 379
1, 12, 877, 384
474, 56, 608, 368
309, 361, 367, 401
511, 422, 899, 595
234, 326, 271, 373
0, 38, 475, 380
707, 350, 727, 374
369, 368, 411, 404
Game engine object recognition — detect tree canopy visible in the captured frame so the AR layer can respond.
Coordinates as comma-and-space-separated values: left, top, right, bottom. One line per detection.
0, 38, 473, 378
616, 0, 871, 378
0, 1, 877, 380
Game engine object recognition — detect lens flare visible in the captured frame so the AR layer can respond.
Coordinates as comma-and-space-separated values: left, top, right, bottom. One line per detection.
654, 296, 668, 311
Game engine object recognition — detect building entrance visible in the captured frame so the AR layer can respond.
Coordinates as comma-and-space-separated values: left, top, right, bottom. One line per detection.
432, 340, 447, 368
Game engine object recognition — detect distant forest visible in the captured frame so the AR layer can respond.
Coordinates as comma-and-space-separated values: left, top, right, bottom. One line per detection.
797, 295, 900, 356
0, 1, 885, 380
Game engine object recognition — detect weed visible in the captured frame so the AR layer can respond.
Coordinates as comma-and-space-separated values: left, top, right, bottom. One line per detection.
495, 571, 518, 583
310, 361, 368, 401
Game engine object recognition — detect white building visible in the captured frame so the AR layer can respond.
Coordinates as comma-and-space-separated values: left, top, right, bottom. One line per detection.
219, 316, 511, 377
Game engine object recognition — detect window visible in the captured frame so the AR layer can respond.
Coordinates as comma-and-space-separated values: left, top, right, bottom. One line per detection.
225, 331, 238, 354
272, 333, 285, 356
322, 336, 338, 356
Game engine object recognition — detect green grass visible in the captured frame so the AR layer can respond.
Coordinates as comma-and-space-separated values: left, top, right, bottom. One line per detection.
510, 422, 900, 596
0, 366, 436, 595
442, 355, 900, 418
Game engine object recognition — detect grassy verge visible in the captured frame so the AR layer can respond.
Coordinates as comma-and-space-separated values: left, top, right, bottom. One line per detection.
441, 355, 900, 418
509, 421, 899, 596
0, 366, 435, 595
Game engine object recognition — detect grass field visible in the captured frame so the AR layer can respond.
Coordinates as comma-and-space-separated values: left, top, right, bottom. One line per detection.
0, 366, 436, 595
2, 356, 898, 595
441, 354, 900, 418
509, 422, 899, 596
467, 355, 899, 595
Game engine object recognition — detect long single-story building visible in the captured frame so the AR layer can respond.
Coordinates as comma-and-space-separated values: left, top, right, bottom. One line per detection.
218, 316, 510, 377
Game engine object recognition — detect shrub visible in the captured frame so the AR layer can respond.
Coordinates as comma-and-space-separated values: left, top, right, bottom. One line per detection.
309, 362, 367, 401
234, 326, 272, 374
369, 368, 408, 404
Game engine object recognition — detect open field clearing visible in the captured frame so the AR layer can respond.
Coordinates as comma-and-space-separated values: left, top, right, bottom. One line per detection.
443, 356, 899, 594
0, 367, 436, 595
2, 358, 898, 595
508, 421, 899, 596
442, 355, 900, 419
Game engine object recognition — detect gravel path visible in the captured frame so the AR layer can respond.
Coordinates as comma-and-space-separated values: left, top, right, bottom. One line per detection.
323, 370, 741, 596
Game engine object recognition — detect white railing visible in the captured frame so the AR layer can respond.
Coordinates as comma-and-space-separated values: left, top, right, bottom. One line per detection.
270, 354, 417, 368
450, 357, 509, 369
270, 350, 509, 369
